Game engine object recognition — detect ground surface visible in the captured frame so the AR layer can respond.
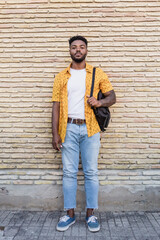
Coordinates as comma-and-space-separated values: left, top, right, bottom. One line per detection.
0, 210, 160, 239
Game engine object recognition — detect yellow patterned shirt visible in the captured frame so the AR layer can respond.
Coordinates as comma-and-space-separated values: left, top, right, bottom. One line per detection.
52, 62, 113, 143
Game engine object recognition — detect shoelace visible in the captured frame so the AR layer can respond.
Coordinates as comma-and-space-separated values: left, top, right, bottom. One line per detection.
59, 215, 70, 222
87, 216, 97, 223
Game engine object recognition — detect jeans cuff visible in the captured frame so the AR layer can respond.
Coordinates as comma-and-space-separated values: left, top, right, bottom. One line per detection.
85, 207, 98, 210
64, 207, 76, 211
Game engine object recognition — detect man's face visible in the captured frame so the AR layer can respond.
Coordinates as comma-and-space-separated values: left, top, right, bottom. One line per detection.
69, 40, 87, 63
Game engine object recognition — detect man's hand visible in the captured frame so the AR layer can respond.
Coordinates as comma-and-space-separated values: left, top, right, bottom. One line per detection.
87, 95, 101, 107
87, 90, 116, 108
52, 101, 62, 151
52, 133, 62, 151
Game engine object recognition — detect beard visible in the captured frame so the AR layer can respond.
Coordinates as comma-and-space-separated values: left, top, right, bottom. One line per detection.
70, 53, 87, 63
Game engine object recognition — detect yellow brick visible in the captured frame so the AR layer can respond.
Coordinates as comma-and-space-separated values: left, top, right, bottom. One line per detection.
34, 180, 53, 184
38, 164, 60, 169
0, 180, 11, 184
98, 160, 114, 164
107, 165, 130, 170
100, 181, 121, 185
6, 0, 48, 3
16, 164, 37, 169
151, 124, 160, 128
0, 175, 17, 180
129, 165, 150, 170
143, 181, 160, 185
41, 175, 62, 180
108, 176, 129, 180
16, 134, 37, 138
13, 180, 33, 184
115, 160, 132, 164
130, 176, 151, 180
118, 172, 141, 176
78, 181, 84, 185
98, 176, 106, 180
98, 165, 106, 169
137, 160, 159, 164
56, 180, 63, 185
151, 164, 160, 168
0, 164, 16, 169
19, 176, 40, 180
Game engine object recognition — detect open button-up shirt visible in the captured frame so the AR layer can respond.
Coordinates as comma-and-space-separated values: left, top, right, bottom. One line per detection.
52, 62, 113, 143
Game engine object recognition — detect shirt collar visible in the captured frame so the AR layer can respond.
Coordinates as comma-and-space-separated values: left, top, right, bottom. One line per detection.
65, 62, 93, 74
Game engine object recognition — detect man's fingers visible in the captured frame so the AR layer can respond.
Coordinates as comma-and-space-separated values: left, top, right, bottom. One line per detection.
56, 143, 60, 151
52, 141, 60, 151
52, 135, 62, 151
88, 98, 96, 105
58, 139, 62, 149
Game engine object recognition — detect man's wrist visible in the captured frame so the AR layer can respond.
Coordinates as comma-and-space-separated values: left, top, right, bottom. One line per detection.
52, 131, 59, 136
98, 100, 102, 107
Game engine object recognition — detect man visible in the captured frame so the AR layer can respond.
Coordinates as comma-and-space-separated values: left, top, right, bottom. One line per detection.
52, 35, 116, 232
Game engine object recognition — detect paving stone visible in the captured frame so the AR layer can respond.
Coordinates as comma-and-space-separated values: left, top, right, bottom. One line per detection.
8, 211, 25, 227
71, 219, 79, 236
13, 237, 28, 240
0, 237, 14, 240
0, 211, 11, 224
0, 211, 160, 239
78, 221, 86, 237
19, 211, 35, 227
54, 229, 64, 238
38, 226, 49, 237
1, 212, 15, 226
145, 213, 160, 236
3, 226, 20, 238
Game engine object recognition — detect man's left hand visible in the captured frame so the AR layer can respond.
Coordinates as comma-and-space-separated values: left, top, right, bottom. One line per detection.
87, 95, 101, 108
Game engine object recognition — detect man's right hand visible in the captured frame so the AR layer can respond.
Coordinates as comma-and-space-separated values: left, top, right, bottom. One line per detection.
52, 133, 62, 151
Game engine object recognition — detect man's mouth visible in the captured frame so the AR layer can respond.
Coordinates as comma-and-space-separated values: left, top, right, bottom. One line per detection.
75, 53, 82, 56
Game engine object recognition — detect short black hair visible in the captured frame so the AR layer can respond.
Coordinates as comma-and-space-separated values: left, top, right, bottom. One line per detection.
69, 35, 88, 47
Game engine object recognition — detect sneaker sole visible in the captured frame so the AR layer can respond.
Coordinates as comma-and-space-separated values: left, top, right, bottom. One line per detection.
87, 225, 100, 232
56, 219, 76, 232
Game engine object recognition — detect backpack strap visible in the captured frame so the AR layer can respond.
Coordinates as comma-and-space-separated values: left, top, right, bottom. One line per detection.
90, 67, 96, 97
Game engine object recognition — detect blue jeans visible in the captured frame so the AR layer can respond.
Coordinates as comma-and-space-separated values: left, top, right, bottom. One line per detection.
61, 123, 100, 210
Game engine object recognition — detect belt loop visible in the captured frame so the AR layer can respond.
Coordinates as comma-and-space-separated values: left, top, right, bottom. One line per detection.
71, 118, 73, 124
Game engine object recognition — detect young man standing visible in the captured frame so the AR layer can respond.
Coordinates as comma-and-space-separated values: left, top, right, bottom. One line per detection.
52, 36, 116, 232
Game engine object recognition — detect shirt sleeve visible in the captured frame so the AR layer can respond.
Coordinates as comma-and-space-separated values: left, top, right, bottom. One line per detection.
99, 69, 113, 94
51, 75, 61, 102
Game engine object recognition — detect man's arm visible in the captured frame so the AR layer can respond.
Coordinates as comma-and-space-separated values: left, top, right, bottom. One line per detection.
87, 90, 116, 108
52, 101, 62, 151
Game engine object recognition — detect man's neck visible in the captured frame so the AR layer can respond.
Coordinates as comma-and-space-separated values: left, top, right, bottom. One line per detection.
71, 61, 86, 70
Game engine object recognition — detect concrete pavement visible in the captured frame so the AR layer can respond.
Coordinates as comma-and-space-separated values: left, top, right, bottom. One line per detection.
0, 210, 160, 240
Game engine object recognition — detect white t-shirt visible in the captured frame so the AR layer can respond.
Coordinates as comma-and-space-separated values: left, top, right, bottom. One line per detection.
67, 68, 86, 119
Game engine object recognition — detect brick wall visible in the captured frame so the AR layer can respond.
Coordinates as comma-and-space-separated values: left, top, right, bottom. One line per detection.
0, 0, 160, 199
